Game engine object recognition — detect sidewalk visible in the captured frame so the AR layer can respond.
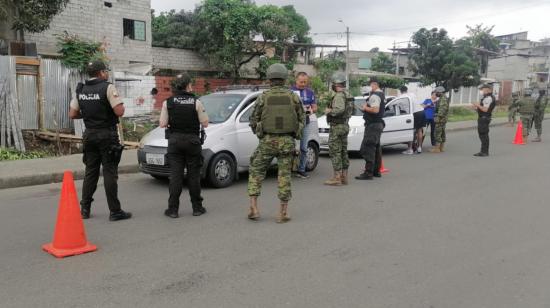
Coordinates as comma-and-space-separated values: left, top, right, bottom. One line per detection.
0, 149, 139, 189
0, 118, 512, 189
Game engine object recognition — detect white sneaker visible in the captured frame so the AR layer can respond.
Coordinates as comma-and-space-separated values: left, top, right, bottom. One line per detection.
416, 147, 422, 154
402, 149, 414, 155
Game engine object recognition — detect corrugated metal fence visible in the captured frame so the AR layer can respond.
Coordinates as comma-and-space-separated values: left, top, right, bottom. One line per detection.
0, 56, 81, 130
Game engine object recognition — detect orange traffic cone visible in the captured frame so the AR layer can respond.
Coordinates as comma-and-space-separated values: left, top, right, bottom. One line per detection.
42, 171, 97, 258
379, 160, 390, 174
513, 121, 525, 145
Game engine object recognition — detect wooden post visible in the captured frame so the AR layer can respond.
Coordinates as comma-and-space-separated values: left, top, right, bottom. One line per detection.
37, 58, 45, 130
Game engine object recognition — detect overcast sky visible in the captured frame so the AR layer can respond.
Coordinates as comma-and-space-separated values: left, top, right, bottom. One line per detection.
151, 0, 550, 52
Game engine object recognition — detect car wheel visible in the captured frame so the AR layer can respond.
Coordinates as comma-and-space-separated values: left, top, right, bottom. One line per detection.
208, 153, 236, 188
305, 142, 319, 172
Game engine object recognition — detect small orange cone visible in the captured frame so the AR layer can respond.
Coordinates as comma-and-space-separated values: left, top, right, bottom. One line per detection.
42, 171, 97, 258
379, 160, 390, 174
513, 121, 525, 145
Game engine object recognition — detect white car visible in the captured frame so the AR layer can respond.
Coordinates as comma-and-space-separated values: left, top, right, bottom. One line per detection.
318, 95, 415, 151
138, 86, 321, 188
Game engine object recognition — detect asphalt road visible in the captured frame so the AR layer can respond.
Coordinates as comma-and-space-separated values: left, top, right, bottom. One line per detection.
2, 124, 550, 308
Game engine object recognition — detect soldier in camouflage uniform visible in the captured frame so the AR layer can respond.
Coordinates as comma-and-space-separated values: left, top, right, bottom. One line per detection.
508, 92, 520, 126
430, 86, 449, 153
247, 63, 305, 223
532, 89, 548, 142
324, 72, 353, 186
518, 90, 536, 140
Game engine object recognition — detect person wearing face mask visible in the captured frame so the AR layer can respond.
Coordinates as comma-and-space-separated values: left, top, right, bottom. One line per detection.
472, 84, 496, 157
430, 86, 449, 153
356, 77, 385, 180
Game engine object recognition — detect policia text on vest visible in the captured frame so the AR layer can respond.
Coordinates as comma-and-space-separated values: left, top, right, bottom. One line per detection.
159, 75, 210, 219
69, 62, 132, 222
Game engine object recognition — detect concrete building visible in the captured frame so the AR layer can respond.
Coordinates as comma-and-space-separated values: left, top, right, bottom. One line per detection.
20, 0, 152, 73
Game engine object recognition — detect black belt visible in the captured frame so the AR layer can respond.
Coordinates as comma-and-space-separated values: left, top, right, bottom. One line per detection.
85, 126, 117, 132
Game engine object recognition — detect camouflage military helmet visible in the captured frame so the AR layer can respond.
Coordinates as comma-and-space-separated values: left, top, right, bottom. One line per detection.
331, 72, 347, 84
86, 60, 108, 75
435, 86, 446, 93
266, 63, 288, 80
171, 73, 192, 92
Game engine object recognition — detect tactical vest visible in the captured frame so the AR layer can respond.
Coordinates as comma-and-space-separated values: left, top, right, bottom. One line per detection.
77, 79, 119, 129
478, 95, 496, 117
518, 97, 536, 114
327, 91, 354, 125
363, 91, 385, 123
261, 88, 298, 134
167, 92, 200, 135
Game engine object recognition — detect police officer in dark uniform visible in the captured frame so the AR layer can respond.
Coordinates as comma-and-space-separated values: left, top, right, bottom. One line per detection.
159, 73, 209, 218
69, 60, 132, 221
356, 77, 385, 180
472, 83, 496, 157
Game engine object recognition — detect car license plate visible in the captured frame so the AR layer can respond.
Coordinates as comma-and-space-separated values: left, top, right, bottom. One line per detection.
320, 137, 329, 145
146, 154, 165, 165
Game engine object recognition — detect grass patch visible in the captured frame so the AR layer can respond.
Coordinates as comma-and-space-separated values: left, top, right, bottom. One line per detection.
447, 106, 509, 122
0, 148, 52, 161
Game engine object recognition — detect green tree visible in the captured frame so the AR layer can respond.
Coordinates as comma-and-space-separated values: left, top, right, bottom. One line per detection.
151, 9, 197, 48
409, 27, 480, 91
464, 24, 500, 75
371, 53, 395, 74
192, 0, 311, 79
56, 32, 106, 72
313, 55, 345, 86
0, 0, 68, 38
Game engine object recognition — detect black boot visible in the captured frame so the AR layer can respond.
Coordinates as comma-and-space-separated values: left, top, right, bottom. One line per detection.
109, 210, 132, 221
81, 207, 91, 219
164, 208, 179, 219
192, 205, 207, 217
356, 162, 374, 180
473, 152, 489, 157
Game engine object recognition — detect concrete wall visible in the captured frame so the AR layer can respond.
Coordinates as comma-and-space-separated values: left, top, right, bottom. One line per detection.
24, 0, 152, 71
152, 46, 261, 78
114, 72, 156, 117
488, 55, 530, 81
152, 47, 213, 72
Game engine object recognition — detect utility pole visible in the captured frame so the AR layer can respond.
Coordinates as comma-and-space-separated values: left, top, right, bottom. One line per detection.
394, 41, 399, 75
345, 26, 350, 89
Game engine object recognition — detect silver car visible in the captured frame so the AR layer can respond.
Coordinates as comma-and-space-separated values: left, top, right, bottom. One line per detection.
137, 86, 321, 188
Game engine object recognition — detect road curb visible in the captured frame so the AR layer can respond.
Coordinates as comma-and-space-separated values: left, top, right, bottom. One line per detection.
446, 121, 509, 133
0, 164, 140, 190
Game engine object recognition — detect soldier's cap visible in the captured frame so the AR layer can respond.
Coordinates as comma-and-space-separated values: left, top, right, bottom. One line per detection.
86, 60, 108, 75
479, 83, 493, 90
434, 86, 446, 93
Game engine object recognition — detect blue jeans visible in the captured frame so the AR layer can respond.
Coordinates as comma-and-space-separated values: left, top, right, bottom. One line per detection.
298, 120, 310, 173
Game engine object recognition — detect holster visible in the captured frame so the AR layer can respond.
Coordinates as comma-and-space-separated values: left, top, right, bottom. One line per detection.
109, 143, 124, 165
200, 128, 207, 145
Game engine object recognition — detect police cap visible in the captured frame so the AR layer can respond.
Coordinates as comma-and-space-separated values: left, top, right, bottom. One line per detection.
266, 63, 288, 80
171, 73, 192, 92
479, 83, 493, 90
86, 60, 108, 75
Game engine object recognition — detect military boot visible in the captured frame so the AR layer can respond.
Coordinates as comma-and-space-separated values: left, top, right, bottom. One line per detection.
533, 134, 542, 142
324, 171, 343, 186
340, 169, 349, 185
355, 163, 374, 180
248, 197, 260, 221
276, 203, 291, 224
430, 144, 441, 153
440, 143, 445, 152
